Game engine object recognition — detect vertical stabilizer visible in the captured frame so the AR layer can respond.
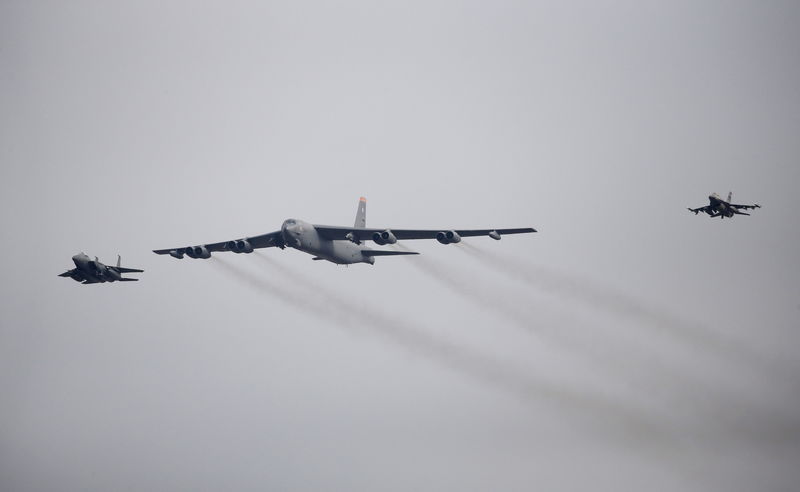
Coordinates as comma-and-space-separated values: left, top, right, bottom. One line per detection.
354, 197, 367, 228
117, 255, 121, 268
727, 191, 733, 203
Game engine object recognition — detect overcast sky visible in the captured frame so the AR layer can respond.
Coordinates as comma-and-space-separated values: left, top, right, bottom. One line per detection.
2, 1, 799, 491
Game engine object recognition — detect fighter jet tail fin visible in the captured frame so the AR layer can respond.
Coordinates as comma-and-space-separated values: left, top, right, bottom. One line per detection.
114, 255, 144, 273
727, 191, 733, 203
354, 197, 367, 228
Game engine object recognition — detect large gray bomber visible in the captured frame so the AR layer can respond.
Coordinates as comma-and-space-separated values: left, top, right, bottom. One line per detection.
153, 197, 537, 265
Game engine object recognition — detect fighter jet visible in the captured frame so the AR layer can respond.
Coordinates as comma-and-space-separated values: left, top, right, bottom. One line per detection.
688, 192, 761, 219
154, 197, 536, 265
59, 253, 144, 284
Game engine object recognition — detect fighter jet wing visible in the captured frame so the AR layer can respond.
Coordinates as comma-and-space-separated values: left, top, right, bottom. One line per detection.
687, 206, 712, 215
153, 230, 283, 256
314, 225, 536, 242
730, 203, 761, 210
58, 269, 87, 281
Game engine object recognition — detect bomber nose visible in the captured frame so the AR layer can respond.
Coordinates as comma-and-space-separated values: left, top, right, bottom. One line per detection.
282, 220, 299, 234
281, 220, 299, 245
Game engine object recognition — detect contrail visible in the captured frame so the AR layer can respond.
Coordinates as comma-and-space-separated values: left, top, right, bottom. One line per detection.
240, 253, 674, 446
431, 244, 800, 438
456, 243, 799, 385
393, 245, 739, 411
245, 253, 800, 487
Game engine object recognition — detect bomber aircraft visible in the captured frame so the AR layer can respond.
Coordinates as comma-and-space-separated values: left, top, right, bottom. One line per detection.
153, 197, 537, 265
688, 192, 761, 219
59, 253, 144, 284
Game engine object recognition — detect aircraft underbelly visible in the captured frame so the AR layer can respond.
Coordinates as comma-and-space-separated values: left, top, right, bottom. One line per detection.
297, 240, 365, 265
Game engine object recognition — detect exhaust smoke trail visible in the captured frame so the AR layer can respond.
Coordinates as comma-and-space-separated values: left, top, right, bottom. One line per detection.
450, 244, 800, 439
242, 252, 673, 446
456, 243, 798, 385
245, 254, 798, 487
394, 245, 758, 428
212, 254, 797, 487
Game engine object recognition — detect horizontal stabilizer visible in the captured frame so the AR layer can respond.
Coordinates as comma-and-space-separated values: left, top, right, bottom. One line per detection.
118, 278, 139, 282
115, 267, 144, 273
362, 250, 419, 257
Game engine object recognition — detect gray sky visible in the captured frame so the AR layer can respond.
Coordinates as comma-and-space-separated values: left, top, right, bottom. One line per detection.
2, 1, 799, 491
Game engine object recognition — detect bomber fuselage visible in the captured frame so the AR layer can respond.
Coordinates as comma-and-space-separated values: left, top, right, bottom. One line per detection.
281, 219, 375, 265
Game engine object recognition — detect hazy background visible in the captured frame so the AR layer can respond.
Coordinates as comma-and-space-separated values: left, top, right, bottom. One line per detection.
2, 1, 799, 490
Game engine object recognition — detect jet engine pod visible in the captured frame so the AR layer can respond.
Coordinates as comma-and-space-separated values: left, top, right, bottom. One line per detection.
436, 230, 461, 244
169, 249, 185, 259
380, 230, 397, 244
185, 245, 211, 259
372, 232, 386, 246
227, 239, 253, 253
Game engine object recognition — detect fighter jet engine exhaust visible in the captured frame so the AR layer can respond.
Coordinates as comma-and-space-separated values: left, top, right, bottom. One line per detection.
436, 231, 461, 244
372, 230, 397, 246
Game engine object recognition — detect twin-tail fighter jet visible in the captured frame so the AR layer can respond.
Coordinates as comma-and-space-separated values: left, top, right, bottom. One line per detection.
153, 197, 537, 265
688, 192, 761, 219
59, 253, 144, 284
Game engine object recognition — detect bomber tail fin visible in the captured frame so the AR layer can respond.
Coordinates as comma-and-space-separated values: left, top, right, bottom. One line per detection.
354, 196, 367, 228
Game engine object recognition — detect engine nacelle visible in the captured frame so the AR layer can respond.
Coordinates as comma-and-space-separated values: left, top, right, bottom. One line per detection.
436, 230, 461, 244
380, 230, 397, 244
226, 239, 253, 253
373, 230, 398, 245
169, 250, 185, 259
185, 245, 211, 259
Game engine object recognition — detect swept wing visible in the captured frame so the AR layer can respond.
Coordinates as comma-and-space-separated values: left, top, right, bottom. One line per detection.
730, 202, 761, 211
153, 230, 283, 256
314, 226, 536, 242
687, 206, 712, 215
